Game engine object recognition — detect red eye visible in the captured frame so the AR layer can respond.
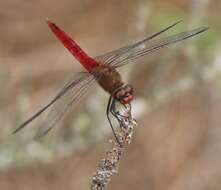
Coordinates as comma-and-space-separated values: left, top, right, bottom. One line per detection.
121, 94, 134, 104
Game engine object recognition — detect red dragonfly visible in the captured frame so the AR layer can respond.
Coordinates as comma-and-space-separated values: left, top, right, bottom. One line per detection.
13, 20, 208, 143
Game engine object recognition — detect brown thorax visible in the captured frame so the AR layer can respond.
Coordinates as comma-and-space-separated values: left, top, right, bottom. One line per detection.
92, 64, 134, 104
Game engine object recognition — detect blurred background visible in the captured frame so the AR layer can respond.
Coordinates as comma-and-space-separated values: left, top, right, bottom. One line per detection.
0, 0, 219, 189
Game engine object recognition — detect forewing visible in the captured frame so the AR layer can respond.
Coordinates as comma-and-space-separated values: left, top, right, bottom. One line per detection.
95, 20, 182, 64
109, 27, 209, 68
35, 74, 96, 138
13, 72, 95, 134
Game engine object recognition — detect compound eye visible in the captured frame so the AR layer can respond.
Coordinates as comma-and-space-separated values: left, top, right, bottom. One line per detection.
121, 94, 133, 104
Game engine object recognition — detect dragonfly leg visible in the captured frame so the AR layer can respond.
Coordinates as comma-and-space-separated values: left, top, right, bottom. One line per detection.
106, 95, 121, 145
110, 100, 124, 122
110, 99, 132, 127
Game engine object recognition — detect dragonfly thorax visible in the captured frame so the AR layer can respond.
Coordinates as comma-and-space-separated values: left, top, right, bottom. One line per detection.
93, 64, 123, 94
92, 64, 133, 104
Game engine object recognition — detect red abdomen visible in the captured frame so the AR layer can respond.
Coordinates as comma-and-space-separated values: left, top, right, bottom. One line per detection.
47, 20, 98, 72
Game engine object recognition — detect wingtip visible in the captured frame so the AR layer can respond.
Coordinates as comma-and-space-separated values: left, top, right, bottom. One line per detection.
164, 20, 182, 30
12, 122, 28, 135
34, 126, 52, 140
12, 128, 20, 135
198, 26, 210, 33
171, 20, 182, 27
203, 26, 210, 31
176, 20, 183, 24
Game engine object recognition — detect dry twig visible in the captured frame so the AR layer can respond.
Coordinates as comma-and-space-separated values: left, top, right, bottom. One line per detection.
91, 104, 137, 190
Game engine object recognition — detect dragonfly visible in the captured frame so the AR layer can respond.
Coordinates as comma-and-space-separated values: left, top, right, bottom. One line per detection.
13, 20, 209, 144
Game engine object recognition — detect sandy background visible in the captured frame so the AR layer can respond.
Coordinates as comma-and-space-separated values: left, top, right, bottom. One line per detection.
0, 0, 220, 189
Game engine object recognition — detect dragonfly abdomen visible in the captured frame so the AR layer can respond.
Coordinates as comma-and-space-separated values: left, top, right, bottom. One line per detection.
47, 21, 98, 71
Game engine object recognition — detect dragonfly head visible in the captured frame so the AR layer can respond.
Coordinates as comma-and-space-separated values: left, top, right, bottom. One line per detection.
114, 84, 134, 104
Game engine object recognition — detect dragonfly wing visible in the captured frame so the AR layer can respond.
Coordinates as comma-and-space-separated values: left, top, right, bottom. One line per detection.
13, 72, 94, 134
109, 26, 209, 68
95, 20, 182, 64
34, 74, 96, 138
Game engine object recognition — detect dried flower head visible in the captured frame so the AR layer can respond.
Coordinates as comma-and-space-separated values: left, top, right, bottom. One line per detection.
91, 104, 137, 190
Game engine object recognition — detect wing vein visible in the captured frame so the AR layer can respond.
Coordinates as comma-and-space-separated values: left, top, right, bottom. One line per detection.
13, 73, 93, 133
111, 26, 209, 67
